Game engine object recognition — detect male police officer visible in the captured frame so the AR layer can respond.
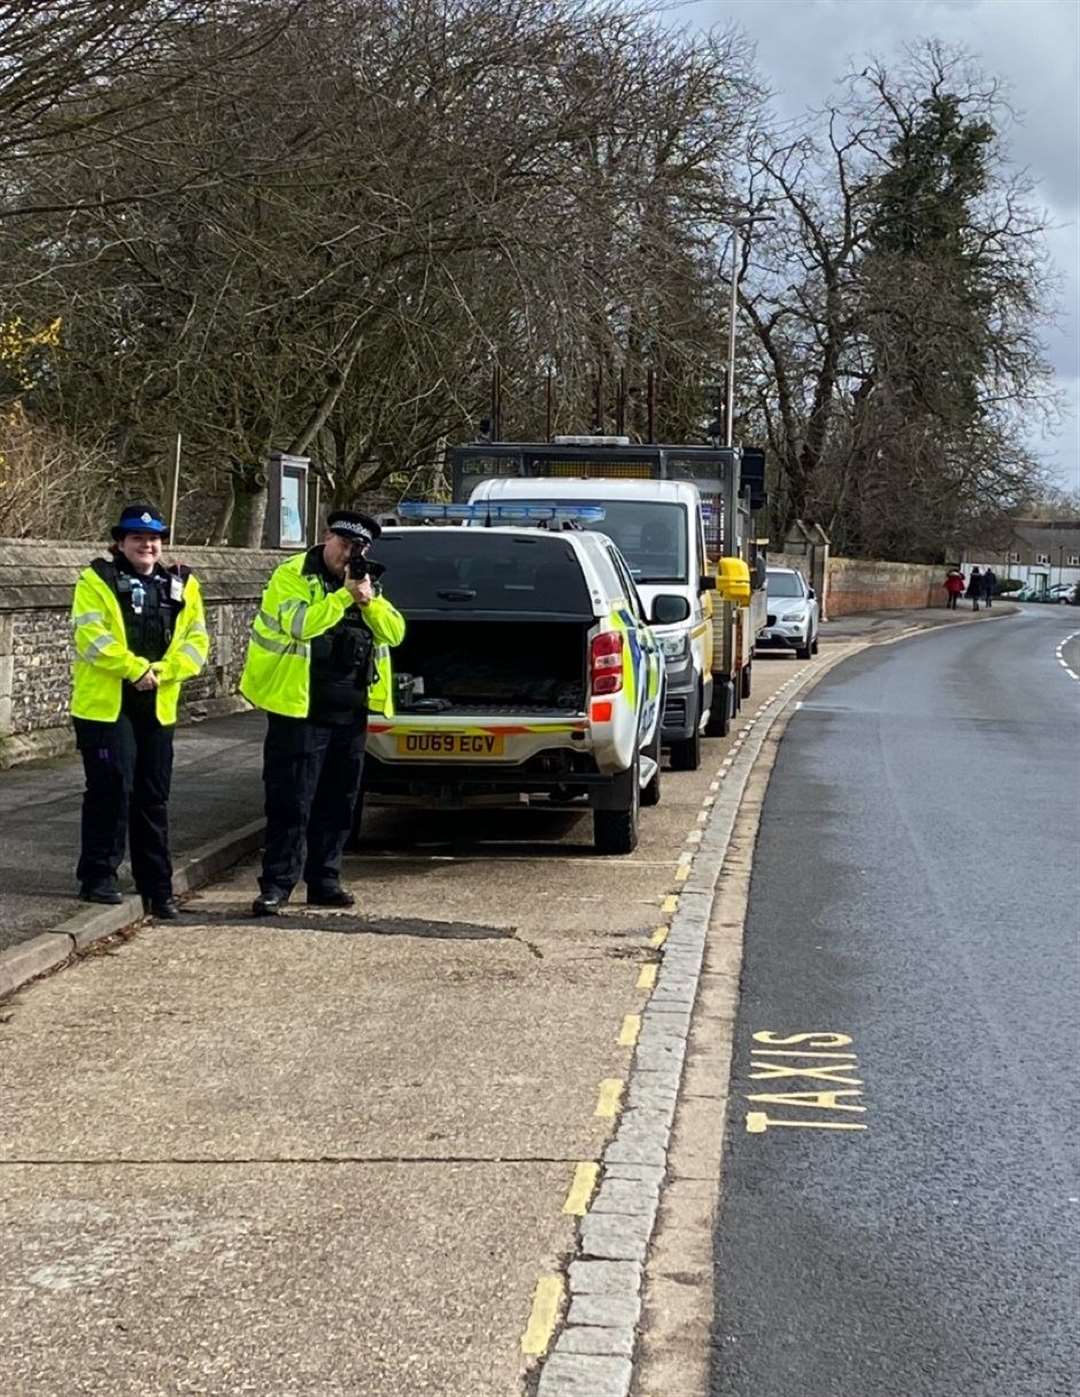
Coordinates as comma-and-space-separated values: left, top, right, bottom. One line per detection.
71, 504, 209, 916
241, 510, 404, 916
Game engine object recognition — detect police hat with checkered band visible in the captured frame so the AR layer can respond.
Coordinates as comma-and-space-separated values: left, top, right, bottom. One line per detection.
326, 510, 381, 545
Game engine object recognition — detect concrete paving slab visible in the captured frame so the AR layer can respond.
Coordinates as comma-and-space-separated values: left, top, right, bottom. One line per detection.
1, 918, 629, 1162
0, 1161, 568, 1396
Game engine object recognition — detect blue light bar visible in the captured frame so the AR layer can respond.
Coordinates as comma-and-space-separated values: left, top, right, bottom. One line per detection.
397, 501, 606, 524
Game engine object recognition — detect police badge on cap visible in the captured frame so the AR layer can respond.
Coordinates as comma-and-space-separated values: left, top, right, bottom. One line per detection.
326, 510, 381, 544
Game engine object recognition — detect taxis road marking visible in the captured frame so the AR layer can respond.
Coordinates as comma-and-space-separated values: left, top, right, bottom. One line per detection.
562, 1162, 600, 1215
595, 1079, 624, 1117
521, 1274, 564, 1354
747, 1112, 866, 1133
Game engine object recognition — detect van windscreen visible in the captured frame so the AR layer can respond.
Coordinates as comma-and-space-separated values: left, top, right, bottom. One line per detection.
369, 532, 593, 614
491, 500, 688, 583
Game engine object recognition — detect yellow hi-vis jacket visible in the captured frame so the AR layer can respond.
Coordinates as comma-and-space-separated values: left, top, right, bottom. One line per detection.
70, 563, 209, 724
240, 552, 405, 718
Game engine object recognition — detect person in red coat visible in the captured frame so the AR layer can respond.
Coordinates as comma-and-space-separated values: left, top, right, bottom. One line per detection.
944, 568, 965, 610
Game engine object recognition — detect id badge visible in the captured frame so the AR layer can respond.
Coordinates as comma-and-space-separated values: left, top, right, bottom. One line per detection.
169, 575, 184, 603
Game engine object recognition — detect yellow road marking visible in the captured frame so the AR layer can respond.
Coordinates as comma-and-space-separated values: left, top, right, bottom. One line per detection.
637, 963, 658, 990
675, 863, 691, 882
521, 1274, 564, 1354
562, 1162, 599, 1215
618, 1014, 641, 1046
661, 894, 679, 914
687, 829, 703, 844
746, 1111, 867, 1134
595, 1078, 624, 1117
649, 925, 668, 948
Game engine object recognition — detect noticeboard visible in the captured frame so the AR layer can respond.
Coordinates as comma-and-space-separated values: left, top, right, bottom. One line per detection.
268, 451, 309, 549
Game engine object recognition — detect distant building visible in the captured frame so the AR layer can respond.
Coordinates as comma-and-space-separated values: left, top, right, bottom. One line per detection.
961, 519, 1080, 594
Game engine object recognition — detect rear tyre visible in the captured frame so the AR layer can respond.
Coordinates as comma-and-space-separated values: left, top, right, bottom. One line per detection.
594, 755, 640, 855
705, 679, 731, 738
669, 725, 701, 771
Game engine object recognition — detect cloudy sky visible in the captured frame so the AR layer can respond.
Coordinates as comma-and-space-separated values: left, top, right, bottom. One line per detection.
673, 0, 1079, 492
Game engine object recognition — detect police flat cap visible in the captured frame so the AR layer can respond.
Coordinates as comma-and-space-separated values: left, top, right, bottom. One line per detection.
326, 510, 381, 543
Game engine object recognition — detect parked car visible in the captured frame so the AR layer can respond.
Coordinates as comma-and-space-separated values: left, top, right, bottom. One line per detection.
756, 567, 819, 659
362, 518, 665, 854
1016, 583, 1073, 603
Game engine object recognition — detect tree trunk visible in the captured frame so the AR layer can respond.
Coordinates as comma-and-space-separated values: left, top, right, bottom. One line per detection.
210, 492, 234, 545
228, 474, 269, 548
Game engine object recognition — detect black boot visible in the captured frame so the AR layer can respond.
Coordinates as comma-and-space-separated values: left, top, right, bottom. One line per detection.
253, 890, 290, 916
79, 884, 124, 906
307, 884, 355, 908
145, 895, 181, 919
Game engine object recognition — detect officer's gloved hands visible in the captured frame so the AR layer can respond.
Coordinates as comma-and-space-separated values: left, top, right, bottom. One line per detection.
132, 667, 159, 691
345, 576, 374, 608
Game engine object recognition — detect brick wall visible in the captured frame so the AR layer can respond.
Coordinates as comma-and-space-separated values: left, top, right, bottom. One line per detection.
766, 550, 944, 617
0, 538, 289, 766
825, 557, 942, 616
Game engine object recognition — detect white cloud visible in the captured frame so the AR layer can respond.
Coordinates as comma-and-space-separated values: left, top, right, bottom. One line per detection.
671, 0, 1079, 488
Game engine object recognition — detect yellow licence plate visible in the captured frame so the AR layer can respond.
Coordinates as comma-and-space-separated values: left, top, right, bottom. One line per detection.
395, 732, 505, 759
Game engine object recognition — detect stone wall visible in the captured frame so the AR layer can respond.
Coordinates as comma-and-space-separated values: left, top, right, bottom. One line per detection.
0, 539, 287, 767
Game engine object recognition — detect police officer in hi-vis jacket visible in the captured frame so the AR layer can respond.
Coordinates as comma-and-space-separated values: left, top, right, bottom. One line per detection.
71, 504, 209, 916
240, 510, 404, 916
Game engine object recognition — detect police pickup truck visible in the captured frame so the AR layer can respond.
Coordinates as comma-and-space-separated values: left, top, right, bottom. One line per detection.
362, 506, 664, 854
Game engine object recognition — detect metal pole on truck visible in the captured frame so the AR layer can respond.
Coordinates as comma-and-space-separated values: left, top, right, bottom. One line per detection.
723, 214, 774, 451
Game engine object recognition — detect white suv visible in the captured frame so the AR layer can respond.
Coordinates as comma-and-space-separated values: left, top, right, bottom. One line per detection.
757, 567, 819, 659
362, 523, 665, 854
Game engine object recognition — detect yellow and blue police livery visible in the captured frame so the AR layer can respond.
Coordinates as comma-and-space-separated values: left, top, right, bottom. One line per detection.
361, 506, 664, 854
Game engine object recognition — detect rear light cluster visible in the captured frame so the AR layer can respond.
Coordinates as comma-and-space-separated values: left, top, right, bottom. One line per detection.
591, 631, 623, 695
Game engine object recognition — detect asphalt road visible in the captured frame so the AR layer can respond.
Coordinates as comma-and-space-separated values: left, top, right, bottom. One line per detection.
710, 605, 1080, 1396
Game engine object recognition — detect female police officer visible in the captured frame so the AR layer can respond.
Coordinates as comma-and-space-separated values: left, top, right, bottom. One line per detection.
70, 504, 209, 916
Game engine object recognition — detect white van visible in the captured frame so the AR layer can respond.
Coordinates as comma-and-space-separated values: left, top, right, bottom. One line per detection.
468, 477, 714, 769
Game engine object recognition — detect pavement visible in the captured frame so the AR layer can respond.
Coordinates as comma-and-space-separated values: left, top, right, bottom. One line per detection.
818, 601, 1017, 639
707, 603, 1079, 1396
0, 646, 820, 1397
0, 710, 264, 954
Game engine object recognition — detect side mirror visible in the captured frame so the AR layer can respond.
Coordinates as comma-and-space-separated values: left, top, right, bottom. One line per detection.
652, 594, 691, 626
699, 575, 717, 592
808, 587, 815, 599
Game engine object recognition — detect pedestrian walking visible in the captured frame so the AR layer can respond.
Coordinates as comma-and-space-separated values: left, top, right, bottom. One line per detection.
70, 504, 209, 915
966, 566, 982, 611
982, 567, 997, 608
944, 567, 965, 610
241, 511, 405, 916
